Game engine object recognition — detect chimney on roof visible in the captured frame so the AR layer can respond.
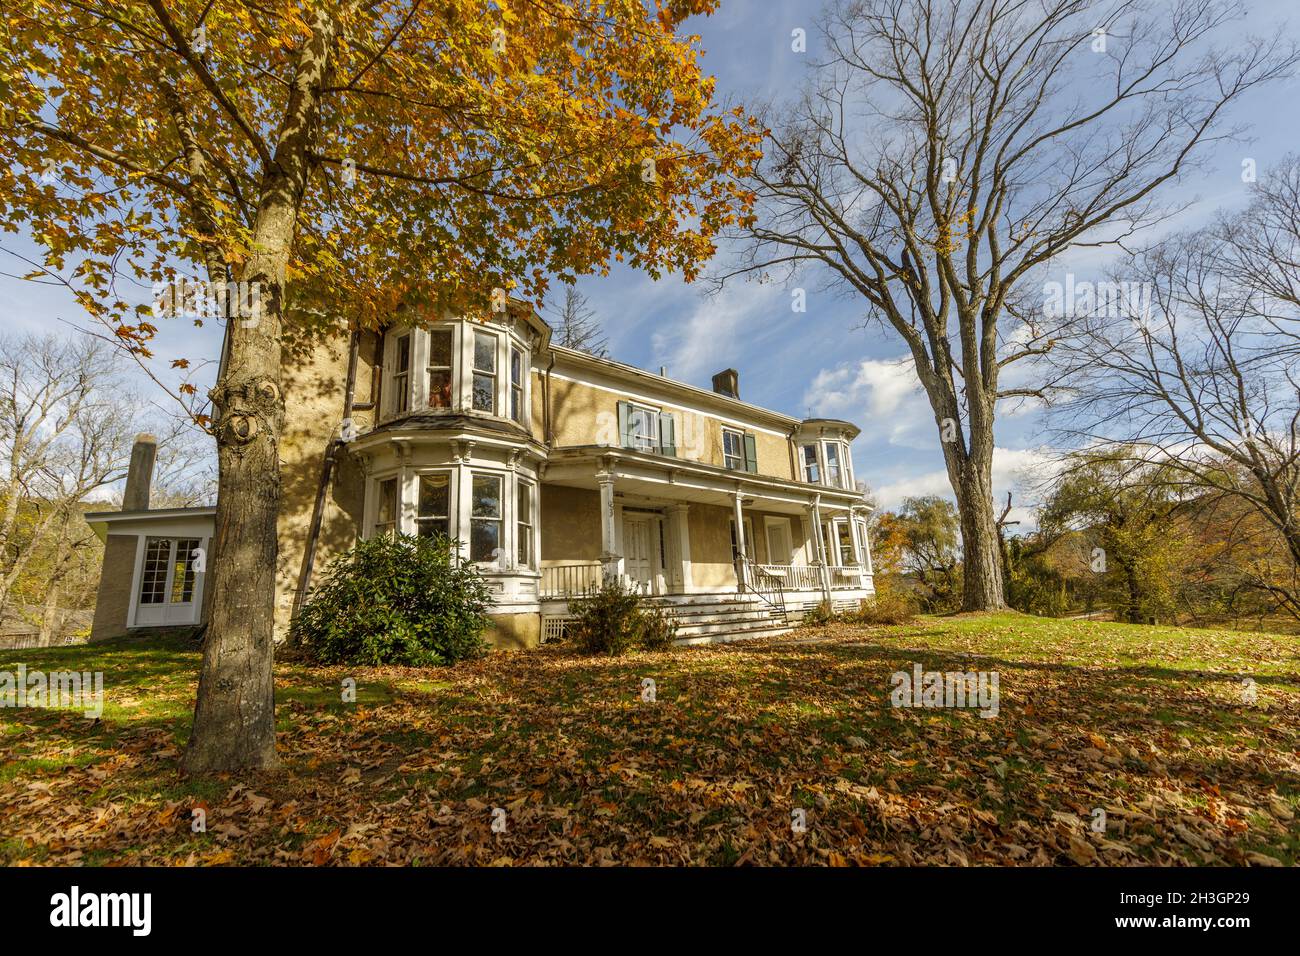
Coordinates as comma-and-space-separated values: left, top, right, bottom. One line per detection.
122, 433, 157, 512
711, 368, 739, 399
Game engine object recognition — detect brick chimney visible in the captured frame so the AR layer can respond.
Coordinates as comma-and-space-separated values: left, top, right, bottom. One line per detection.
711, 368, 739, 399
122, 433, 157, 511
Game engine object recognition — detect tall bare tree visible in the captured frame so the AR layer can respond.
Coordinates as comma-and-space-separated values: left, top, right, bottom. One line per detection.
720, 0, 1296, 609
1053, 158, 1300, 617
548, 286, 609, 356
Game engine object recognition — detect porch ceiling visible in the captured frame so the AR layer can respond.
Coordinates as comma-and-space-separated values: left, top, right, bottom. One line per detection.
542, 446, 867, 515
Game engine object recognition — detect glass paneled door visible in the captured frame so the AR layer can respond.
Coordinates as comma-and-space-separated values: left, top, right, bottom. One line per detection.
134, 536, 205, 627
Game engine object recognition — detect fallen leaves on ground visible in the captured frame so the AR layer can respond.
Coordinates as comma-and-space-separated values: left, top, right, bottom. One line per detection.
1, 613, 1297, 866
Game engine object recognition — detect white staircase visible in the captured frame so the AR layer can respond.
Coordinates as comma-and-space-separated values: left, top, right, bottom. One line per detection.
649, 593, 794, 645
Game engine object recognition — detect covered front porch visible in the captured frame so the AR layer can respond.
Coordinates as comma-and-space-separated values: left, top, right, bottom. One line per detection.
536, 447, 874, 606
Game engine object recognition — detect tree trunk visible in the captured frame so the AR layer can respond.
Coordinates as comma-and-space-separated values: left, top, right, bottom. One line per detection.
954, 449, 1007, 612
182, 8, 338, 775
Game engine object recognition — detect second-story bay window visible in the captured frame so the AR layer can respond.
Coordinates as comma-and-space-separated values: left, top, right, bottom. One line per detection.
392, 334, 412, 414
824, 441, 844, 488
800, 444, 820, 483
472, 331, 498, 413
427, 329, 454, 409
510, 345, 525, 423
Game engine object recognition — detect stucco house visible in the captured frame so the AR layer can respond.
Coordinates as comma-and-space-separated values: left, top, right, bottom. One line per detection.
87, 300, 874, 645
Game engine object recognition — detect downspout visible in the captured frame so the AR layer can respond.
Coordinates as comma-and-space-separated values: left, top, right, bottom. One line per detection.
544, 349, 556, 446
291, 329, 361, 627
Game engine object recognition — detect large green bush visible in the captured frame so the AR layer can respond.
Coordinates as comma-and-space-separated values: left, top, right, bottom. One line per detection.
291, 533, 491, 666
566, 579, 678, 655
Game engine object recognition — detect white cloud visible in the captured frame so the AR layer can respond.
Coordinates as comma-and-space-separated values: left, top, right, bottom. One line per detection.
649, 281, 783, 383
802, 354, 933, 445
871, 445, 1062, 530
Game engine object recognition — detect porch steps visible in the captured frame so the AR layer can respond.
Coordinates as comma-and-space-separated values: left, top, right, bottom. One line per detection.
647, 594, 794, 645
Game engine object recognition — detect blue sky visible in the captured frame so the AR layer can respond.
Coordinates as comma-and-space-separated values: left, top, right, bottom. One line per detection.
3, 0, 1299, 523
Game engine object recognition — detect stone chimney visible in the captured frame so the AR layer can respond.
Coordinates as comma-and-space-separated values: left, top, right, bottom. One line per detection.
122, 433, 157, 512
711, 368, 739, 399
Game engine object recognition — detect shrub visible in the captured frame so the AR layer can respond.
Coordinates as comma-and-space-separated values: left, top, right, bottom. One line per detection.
638, 602, 679, 650
291, 533, 491, 666
849, 581, 918, 625
566, 579, 677, 654
800, 600, 835, 627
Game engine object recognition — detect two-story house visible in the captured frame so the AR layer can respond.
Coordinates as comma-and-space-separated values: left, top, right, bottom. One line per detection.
86, 301, 874, 645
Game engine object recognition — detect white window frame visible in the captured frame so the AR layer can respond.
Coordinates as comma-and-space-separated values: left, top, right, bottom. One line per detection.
823, 440, 844, 489
415, 469, 454, 540
722, 427, 745, 471
372, 475, 401, 536
800, 443, 820, 484
628, 402, 661, 453
471, 329, 499, 415
516, 478, 535, 569
468, 469, 505, 564
425, 326, 455, 411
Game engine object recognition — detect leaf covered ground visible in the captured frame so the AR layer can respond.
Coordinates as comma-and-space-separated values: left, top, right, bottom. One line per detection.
1, 612, 1297, 866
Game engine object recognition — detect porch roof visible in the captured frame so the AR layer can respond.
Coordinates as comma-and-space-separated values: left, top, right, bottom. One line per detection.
542, 445, 871, 515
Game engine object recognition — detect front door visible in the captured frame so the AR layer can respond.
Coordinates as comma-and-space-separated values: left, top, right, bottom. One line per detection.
765, 518, 793, 565
622, 514, 659, 593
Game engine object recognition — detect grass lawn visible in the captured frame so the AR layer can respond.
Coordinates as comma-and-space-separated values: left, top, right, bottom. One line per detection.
1, 611, 1297, 866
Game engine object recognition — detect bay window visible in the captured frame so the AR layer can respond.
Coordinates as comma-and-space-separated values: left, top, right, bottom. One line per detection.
470, 473, 503, 562
516, 480, 534, 568
392, 334, 411, 414
800, 444, 820, 483
427, 329, 453, 409
472, 331, 498, 413
824, 441, 843, 488
510, 345, 525, 423
374, 477, 399, 535
416, 473, 451, 539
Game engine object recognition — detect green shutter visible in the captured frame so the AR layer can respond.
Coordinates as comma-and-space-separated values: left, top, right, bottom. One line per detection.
743, 433, 758, 473
617, 400, 632, 449
660, 414, 676, 456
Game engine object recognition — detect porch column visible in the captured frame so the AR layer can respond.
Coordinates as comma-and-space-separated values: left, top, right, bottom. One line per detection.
732, 491, 747, 591
807, 495, 831, 601
597, 466, 619, 582
666, 504, 692, 594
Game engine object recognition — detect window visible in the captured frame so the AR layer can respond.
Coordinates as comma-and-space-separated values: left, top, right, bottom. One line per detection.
140, 537, 200, 606
723, 428, 744, 470
629, 403, 659, 452
472, 330, 497, 413
516, 480, 533, 568
800, 444, 820, 484
169, 538, 201, 603
833, 520, 855, 566
392, 333, 411, 414
824, 441, 843, 488
416, 473, 450, 539
510, 345, 525, 423
139, 537, 171, 605
374, 477, 399, 535
427, 329, 453, 409
470, 473, 502, 562
729, 516, 756, 561
854, 518, 870, 569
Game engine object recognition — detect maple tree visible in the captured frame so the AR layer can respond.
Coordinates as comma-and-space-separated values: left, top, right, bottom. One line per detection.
0, 0, 760, 772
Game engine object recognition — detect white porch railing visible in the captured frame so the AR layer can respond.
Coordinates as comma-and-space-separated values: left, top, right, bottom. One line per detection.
754, 563, 869, 591
827, 565, 869, 589
539, 562, 603, 598
754, 563, 822, 591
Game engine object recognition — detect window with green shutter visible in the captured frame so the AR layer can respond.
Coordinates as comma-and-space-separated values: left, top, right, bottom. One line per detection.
743, 433, 758, 473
